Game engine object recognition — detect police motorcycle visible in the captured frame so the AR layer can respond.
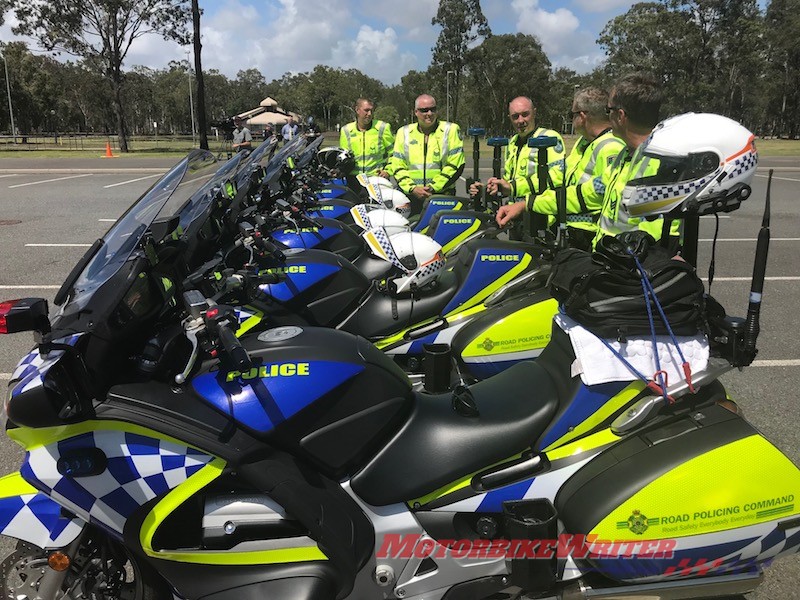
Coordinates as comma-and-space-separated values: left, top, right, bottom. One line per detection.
1, 114, 798, 600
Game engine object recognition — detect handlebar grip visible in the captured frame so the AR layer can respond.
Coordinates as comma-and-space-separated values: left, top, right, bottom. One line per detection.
218, 324, 252, 371
254, 235, 286, 261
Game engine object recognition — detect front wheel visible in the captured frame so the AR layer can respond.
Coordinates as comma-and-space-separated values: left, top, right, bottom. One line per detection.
0, 535, 171, 600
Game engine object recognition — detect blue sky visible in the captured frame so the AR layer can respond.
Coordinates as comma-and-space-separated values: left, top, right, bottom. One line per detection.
2, 0, 639, 84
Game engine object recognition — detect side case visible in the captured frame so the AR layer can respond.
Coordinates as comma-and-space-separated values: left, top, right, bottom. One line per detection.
556, 404, 800, 582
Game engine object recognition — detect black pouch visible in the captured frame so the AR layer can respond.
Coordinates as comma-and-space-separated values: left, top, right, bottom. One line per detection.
547, 234, 706, 339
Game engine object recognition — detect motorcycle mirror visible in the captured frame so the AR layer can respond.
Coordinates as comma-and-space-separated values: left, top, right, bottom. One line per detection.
528, 136, 559, 149
0, 298, 51, 335
150, 215, 181, 243
487, 137, 509, 147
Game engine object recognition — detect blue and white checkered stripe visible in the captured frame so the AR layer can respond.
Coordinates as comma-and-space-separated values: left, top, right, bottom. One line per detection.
21, 429, 215, 538
10, 334, 82, 399
0, 490, 84, 549
727, 150, 757, 180
632, 173, 714, 207
370, 227, 404, 270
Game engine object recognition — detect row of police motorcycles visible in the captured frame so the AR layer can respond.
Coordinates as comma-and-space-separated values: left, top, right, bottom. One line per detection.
0, 117, 798, 600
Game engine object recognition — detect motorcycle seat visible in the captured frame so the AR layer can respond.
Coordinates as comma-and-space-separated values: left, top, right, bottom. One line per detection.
350, 358, 561, 506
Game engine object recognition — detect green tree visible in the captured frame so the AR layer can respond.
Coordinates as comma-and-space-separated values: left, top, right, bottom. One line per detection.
763, 0, 799, 136
374, 105, 400, 131
11, 0, 191, 152
462, 34, 551, 134
431, 0, 491, 121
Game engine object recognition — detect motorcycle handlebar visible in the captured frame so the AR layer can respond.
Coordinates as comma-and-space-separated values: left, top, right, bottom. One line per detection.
217, 320, 252, 371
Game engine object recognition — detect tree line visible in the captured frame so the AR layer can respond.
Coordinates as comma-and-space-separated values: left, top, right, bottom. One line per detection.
0, 0, 798, 151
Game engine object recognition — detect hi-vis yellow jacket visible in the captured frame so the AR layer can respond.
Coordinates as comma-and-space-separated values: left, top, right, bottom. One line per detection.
388, 121, 465, 195
528, 129, 624, 233
505, 127, 565, 200
339, 120, 394, 175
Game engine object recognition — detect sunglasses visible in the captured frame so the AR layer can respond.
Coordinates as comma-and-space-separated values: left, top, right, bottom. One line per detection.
605, 105, 622, 115
416, 106, 437, 113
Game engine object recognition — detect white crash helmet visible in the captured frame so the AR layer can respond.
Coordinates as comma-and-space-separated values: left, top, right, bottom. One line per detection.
356, 173, 394, 189
365, 183, 412, 218
623, 112, 757, 219
350, 205, 410, 236
362, 227, 445, 294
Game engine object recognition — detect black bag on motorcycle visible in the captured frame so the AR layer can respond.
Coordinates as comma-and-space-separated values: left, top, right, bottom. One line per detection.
547, 234, 706, 339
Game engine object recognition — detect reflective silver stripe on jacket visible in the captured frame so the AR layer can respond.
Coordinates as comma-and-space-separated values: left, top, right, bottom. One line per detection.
440, 122, 452, 165
403, 125, 411, 161
343, 125, 353, 150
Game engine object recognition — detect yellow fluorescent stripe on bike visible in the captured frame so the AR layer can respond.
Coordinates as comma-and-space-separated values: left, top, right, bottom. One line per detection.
373, 304, 487, 351
542, 382, 646, 452
593, 434, 800, 540
544, 428, 622, 462
140, 458, 326, 565
8, 420, 208, 453
441, 219, 482, 254
444, 253, 533, 318
461, 299, 558, 359
235, 305, 265, 337
0, 472, 38, 497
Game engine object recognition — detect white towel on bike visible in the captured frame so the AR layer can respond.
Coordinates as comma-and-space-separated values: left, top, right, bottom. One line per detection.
555, 314, 709, 387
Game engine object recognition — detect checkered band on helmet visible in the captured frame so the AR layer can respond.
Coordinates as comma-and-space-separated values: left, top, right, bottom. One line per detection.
418, 254, 446, 280
371, 227, 404, 270
354, 204, 372, 229
728, 150, 757, 180
636, 174, 713, 204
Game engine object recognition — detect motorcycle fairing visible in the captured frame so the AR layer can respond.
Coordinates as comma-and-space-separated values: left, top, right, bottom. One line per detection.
8, 333, 82, 401
413, 197, 465, 234
441, 249, 533, 317
375, 304, 485, 354
0, 472, 84, 548
138, 457, 328, 565
258, 262, 341, 302
234, 305, 266, 336
11, 421, 217, 539
457, 298, 559, 379
427, 211, 494, 255
191, 361, 365, 434
271, 222, 343, 250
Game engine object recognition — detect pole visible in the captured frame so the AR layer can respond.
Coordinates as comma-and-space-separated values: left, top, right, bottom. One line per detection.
2, 51, 17, 143
187, 53, 196, 146
446, 70, 455, 122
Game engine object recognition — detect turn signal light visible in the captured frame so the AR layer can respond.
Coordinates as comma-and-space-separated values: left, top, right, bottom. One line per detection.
0, 299, 21, 334
47, 551, 70, 572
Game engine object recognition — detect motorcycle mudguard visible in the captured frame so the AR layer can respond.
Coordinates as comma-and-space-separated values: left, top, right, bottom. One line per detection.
0, 472, 85, 549
413, 196, 466, 234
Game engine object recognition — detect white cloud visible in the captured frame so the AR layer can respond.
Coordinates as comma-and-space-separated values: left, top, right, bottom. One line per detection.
572, 0, 636, 14
331, 25, 418, 83
359, 0, 439, 31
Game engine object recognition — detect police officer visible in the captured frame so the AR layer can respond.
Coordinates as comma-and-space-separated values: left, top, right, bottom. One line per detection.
497, 88, 624, 250
470, 96, 565, 203
339, 98, 395, 178
389, 94, 465, 215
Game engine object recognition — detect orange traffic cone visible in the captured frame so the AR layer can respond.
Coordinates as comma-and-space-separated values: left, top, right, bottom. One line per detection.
102, 141, 117, 158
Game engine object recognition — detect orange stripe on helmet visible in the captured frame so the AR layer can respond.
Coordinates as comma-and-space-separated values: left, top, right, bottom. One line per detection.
726, 134, 756, 162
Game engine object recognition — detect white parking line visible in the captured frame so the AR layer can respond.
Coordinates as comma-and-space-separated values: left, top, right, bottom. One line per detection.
752, 359, 800, 367
103, 173, 161, 189
98, 219, 117, 222
755, 174, 800, 183
25, 243, 92, 247
8, 173, 93, 189
699, 238, 800, 242
0, 174, 18, 179
0, 285, 60, 289
703, 276, 800, 282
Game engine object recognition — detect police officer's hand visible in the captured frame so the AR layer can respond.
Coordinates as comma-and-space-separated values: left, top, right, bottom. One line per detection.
377, 170, 391, 179
469, 181, 484, 198
411, 186, 432, 201
496, 201, 526, 227
486, 177, 511, 197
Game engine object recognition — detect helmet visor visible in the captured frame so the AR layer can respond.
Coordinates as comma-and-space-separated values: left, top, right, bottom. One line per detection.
627, 149, 721, 187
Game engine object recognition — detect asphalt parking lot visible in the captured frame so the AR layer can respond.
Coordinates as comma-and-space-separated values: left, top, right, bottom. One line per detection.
0, 154, 798, 598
